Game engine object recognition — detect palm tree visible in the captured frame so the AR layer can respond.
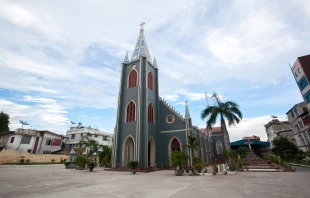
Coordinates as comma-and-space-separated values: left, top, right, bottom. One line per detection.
79, 136, 99, 158
99, 145, 112, 167
183, 136, 200, 167
201, 93, 242, 151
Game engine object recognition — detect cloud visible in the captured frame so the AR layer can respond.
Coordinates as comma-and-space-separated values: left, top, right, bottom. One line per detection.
0, 97, 69, 134
227, 114, 287, 142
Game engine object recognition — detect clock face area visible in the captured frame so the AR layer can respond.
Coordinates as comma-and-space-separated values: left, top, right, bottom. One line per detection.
166, 115, 175, 124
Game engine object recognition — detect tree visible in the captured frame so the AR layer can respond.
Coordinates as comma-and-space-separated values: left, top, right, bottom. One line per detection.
79, 136, 99, 158
98, 145, 112, 167
170, 150, 189, 167
0, 111, 10, 132
201, 93, 242, 151
183, 136, 200, 167
272, 137, 299, 160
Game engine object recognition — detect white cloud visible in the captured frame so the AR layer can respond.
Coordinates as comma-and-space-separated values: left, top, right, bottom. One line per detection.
228, 114, 287, 142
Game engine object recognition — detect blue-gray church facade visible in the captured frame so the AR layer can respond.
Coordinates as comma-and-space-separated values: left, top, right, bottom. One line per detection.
112, 26, 226, 168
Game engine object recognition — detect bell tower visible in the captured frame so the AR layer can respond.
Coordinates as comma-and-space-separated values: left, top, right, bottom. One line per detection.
112, 24, 159, 168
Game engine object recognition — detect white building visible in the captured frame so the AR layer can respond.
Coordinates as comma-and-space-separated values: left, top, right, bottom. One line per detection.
65, 125, 113, 153
286, 102, 310, 151
264, 119, 294, 148
0, 129, 64, 154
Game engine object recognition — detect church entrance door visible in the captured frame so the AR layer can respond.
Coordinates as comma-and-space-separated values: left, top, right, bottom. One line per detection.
122, 136, 134, 167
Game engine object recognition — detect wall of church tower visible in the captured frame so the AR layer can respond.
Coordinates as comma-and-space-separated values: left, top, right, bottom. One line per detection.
114, 55, 160, 168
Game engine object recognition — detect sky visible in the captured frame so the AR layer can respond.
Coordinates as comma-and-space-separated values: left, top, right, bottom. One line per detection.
0, 0, 309, 141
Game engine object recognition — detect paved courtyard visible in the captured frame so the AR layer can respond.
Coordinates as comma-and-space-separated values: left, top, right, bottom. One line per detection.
0, 165, 310, 198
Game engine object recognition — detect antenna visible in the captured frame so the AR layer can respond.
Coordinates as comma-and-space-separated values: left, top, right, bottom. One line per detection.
19, 120, 29, 129
205, 92, 209, 107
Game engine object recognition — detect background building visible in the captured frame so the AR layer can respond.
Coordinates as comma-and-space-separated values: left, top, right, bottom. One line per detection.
65, 124, 113, 154
286, 102, 310, 151
264, 119, 294, 148
291, 54, 310, 110
0, 129, 64, 154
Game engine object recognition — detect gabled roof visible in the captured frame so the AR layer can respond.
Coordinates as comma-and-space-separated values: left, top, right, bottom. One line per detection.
199, 127, 222, 135
131, 27, 152, 63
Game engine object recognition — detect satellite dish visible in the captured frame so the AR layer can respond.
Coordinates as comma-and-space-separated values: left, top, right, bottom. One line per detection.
20, 120, 29, 125
20, 120, 30, 129
271, 115, 277, 118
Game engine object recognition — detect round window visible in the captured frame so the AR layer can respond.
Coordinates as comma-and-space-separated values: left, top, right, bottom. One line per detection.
166, 115, 175, 124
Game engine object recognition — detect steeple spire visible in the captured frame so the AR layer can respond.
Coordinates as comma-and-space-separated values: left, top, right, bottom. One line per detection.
153, 57, 157, 68
124, 51, 129, 63
185, 101, 191, 118
131, 22, 152, 62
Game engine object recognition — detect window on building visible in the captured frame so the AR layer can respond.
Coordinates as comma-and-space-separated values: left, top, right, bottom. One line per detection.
299, 134, 306, 145
294, 107, 299, 116
128, 70, 137, 88
10, 137, 15, 143
298, 68, 301, 74
305, 93, 310, 104
148, 72, 153, 90
46, 139, 52, 145
304, 132, 310, 143
102, 136, 107, 141
126, 101, 136, 122
71, 134, 75, 139
21, 135, 31, 144
295, 124, 300, 132
295, 72, 298, 77
298, 76, 308, 91
148, 103, 154, 123
216, 141, 223, 155
303, 107, 308, 113
298, 121, 304, 129
291, 111, 295, 118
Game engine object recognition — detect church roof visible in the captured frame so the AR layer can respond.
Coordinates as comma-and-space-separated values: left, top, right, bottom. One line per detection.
185, 101, 191, 118
131, 25, 152, 63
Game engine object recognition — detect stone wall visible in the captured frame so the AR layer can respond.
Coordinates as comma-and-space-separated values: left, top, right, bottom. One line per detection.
0, 149, 68, 164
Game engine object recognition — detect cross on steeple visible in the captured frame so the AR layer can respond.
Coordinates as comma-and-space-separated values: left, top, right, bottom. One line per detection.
140, 22, 145, 29
245, 138, 253, 151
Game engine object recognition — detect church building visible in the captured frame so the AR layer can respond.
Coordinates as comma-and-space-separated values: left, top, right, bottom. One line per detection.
112, 24, 226, 169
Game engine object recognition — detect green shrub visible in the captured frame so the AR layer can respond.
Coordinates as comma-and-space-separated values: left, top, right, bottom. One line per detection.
25, 159, 30, 163
127, 161, 139, 169
75, 156, 88, 168
51, 159, 55, 163
237, 158, 242, 168
63, 158, 67, 163
195, 164, 203, 173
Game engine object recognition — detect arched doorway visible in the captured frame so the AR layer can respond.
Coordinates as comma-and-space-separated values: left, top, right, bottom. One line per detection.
148, 137, 155, 167
168, 137, 182, 165
122, 136, 135, 167
171, 138, 181, 151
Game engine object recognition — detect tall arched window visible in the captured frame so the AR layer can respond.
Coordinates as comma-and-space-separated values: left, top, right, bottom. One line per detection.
148, 72, 153, 90
126, 101, 136, 122
216, 141, 223, 154
128, 70, 137, 88
148, 103, 154, 123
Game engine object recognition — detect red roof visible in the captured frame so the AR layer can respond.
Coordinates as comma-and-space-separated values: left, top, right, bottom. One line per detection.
199, 127, 222, 135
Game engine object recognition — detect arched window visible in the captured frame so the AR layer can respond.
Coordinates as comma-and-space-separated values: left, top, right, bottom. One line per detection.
216, 141, 223, 154
148, 103, 154, 123
171, 138, 181, 151
128, 70, 137, 88
148, 72, 153, 90
126, 101, 136, 122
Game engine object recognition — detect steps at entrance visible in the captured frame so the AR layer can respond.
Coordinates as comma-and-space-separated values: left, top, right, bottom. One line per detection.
243, 164, 281, 172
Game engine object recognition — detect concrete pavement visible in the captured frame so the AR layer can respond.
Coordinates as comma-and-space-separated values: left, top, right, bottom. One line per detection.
0, 165, 309, 198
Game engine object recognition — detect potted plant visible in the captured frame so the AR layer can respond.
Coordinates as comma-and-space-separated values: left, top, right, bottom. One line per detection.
128, 161, 139, 174
75, 156, 88, 170
237, 157, 244, 172
88, 161, 96, 172
169, 150, 189, 176
186, 169, 190, 174
212, 163, 218, 175
64, 162, 69, 169
195, 164, 203, 173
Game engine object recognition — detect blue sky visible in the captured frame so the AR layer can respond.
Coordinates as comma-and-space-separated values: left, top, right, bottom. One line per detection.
0, 0, 309, 141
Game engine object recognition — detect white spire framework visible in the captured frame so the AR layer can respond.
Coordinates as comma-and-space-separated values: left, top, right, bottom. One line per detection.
131, 22, 152, 62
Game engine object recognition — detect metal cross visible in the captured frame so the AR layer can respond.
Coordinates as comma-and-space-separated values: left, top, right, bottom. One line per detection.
140, 22, 145, 29
245, 138, 253, 151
